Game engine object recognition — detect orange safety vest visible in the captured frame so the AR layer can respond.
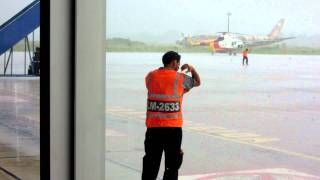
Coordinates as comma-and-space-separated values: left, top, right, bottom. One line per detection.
145, 68, 185, 128
242, 50, 248, 57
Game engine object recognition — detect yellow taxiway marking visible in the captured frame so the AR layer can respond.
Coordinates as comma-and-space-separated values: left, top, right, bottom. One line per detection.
105, 128, 126, 137
186, 124, 278, 144
107, 108, 278, 144
107, 108, 145, 122
106, 107, 320, 162
211, 133, 320, 162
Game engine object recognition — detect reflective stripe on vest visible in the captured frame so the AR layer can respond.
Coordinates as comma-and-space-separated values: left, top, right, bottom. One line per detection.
147, 113, 182, 119
148, 93, 181, 99
146, 69, 184, 128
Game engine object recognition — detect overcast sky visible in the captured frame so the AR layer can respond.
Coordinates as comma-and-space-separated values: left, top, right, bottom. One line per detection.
0, 0, 34, 23
1, 0, 319, 39
0, 0, 39, 39
107, 0, 320, 37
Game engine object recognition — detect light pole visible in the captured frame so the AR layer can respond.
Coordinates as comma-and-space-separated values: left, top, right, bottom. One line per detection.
227, 12, 232, 32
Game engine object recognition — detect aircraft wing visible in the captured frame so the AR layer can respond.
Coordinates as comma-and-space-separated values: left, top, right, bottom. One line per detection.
243, 37, 295, 47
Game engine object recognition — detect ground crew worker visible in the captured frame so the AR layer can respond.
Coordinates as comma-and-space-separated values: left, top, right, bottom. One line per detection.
142, 51, 201, 180
242, 48, 249, 66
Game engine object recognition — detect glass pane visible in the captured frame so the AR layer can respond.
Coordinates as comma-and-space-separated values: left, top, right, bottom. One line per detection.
106, 0, 320, 179
0, 0, 40, 179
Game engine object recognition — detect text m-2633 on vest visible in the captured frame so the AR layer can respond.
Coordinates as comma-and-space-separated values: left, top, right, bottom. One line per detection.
147, 100, 180, 112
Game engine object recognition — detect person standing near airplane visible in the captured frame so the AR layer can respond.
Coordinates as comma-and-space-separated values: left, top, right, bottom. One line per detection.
142, 51, 201, 180
242, 48, 249, 66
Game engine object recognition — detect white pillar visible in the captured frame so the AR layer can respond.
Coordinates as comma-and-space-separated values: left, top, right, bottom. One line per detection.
50, 0, 72, 179
75, 0, 106, 179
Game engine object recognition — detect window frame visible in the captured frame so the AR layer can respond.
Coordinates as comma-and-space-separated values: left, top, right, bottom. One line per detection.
40, 0, 105, 179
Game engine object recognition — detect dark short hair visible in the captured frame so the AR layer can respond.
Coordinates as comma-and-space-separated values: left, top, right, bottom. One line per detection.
162, 51, 181, 65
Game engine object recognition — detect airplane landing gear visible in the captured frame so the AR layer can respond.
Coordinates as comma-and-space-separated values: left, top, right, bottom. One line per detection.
228, 51, 237, 56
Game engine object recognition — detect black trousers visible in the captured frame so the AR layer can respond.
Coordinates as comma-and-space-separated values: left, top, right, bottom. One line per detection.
243, 56, 248, 65
142, 128, 183, 180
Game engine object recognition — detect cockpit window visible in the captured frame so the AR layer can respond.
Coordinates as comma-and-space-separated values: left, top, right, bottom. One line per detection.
217, 36, 224, 41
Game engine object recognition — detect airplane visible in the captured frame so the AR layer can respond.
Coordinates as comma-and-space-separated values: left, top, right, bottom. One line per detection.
176, 19, 295, 55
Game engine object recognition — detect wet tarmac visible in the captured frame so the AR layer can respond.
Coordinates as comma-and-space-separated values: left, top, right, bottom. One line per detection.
106, 52, 320, 179
1, 52, 319, 179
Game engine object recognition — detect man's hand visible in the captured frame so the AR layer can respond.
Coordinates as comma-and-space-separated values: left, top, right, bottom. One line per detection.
181, 64, 194, 73
181, 64, 201, 87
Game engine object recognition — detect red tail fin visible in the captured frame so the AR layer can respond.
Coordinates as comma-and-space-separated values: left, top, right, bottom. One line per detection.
268, 19, 285, 39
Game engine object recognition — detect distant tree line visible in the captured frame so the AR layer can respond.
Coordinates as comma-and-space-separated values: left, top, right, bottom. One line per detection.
12, 39, 40, 52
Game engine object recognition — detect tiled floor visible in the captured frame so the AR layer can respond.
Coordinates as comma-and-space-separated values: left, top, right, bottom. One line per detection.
0, 77, 39, 179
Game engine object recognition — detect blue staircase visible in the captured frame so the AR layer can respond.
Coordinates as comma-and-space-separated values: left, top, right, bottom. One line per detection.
0, 0, 40, 55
